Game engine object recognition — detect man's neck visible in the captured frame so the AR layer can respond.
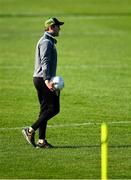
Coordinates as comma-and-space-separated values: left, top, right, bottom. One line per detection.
45, 31, 55, 38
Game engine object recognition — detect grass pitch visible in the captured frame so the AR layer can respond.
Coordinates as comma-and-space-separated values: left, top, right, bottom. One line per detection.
0, 0, 131, 179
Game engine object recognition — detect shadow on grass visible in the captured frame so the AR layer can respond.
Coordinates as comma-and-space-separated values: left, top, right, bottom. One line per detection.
54, 144, 131, 149
54, 145, 100, 149
110, 145, 131, 148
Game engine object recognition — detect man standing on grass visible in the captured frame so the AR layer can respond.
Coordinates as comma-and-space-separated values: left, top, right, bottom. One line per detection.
22, 17, 64, 148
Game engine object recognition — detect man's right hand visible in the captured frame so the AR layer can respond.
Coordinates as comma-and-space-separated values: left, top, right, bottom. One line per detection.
45, 80, 55, 91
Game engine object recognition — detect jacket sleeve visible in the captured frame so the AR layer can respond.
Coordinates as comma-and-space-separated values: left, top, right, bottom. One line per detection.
39, 40, 52, 80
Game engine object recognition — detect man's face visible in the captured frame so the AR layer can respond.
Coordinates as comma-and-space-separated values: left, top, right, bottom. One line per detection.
52, 25, 60, 37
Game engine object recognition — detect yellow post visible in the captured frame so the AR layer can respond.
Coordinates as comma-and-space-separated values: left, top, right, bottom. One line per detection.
101, 122, 108, 180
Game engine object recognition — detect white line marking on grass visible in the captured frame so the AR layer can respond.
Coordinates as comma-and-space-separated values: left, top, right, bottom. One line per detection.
59, 64, 128, 70
68, 15, 128, 20
0, 121, 131, 131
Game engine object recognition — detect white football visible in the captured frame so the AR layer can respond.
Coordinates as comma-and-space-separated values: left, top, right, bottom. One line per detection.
51, 76, 64, 91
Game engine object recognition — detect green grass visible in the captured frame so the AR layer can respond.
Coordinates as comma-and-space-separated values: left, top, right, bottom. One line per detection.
0, 0, 131, 179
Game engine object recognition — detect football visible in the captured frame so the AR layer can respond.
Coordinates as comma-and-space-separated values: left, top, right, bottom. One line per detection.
51, 76, 64, 91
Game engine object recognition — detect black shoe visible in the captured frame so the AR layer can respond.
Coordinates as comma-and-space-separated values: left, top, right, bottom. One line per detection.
36, 140, 53, 149
22, 128, 36, 147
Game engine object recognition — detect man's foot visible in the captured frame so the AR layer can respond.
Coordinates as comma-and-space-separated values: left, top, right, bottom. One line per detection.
22, 128, 36, 147
36, 140, 53, 149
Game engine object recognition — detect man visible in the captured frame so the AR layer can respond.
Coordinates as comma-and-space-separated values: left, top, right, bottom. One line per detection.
22, 17, 64, 148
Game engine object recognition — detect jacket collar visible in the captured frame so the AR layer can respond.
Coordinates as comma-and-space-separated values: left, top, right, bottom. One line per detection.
44, 32, 57, 44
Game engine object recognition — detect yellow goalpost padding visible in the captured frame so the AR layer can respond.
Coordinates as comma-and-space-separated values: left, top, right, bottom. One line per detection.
101, 122, 108, 180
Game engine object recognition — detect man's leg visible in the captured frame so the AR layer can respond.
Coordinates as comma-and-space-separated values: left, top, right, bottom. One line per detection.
22, 77, 60, 147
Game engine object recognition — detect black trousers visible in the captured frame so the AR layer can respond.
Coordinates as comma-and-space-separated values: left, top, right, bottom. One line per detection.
32, 77, 60, 139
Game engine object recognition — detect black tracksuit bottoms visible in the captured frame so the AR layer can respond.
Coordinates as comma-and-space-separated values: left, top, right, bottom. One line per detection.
32, 77, 60, 139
